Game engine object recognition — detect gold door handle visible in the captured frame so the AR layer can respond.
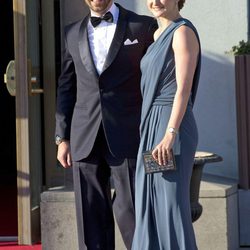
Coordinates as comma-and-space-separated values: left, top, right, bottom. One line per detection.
31, 89, 44, 94
30, 76, 44, 95
28, 60, 44, 96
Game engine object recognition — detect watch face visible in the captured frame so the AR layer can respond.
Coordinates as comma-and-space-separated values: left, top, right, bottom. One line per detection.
169, 128, 177, 134
55, 135, 62, 145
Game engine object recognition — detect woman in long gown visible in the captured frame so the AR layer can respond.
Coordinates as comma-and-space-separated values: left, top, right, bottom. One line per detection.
132, 0, 201, 249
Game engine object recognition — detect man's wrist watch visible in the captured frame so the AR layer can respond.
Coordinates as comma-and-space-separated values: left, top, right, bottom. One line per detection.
55, 135, 64, 145
168, 127, 178, 135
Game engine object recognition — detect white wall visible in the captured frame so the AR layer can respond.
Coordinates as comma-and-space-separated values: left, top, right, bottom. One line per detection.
181, 0, 248, 179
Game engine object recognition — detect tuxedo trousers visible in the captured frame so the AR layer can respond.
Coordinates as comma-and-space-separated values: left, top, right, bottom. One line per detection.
72, 125, 136, 250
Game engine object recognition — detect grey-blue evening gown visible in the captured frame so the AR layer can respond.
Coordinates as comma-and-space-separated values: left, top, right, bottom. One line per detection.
132, 18, 201, 250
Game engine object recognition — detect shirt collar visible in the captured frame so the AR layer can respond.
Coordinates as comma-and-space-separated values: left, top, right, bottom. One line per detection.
90, 2, 119, 24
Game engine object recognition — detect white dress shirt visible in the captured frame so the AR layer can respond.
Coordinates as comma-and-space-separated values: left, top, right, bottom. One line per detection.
88, 3, 119, 75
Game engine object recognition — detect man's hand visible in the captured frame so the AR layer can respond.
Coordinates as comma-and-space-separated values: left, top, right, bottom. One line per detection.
57, 141, 72, 168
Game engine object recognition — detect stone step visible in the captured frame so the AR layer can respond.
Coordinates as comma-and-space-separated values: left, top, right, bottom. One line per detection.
41, 187, 126, 250
41, 174, 239, 250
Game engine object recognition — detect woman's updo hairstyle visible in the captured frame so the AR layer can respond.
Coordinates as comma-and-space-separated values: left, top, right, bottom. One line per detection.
178, 0, 185, 10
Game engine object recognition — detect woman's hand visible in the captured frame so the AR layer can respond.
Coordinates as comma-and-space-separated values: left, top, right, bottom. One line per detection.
152, 132, 176, 166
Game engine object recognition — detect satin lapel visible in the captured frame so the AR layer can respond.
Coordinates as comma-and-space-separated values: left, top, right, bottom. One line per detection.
78, 15, 98, 78
102, 5, 128, 72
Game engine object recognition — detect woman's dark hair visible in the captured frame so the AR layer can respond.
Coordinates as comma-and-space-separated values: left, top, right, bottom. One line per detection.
178, 0, 185, 10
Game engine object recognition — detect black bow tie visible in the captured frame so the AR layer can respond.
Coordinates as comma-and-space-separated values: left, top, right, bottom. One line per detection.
90, 12, 114, 28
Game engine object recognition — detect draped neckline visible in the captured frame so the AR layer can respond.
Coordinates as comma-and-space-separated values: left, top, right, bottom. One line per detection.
148, 17, 184, 51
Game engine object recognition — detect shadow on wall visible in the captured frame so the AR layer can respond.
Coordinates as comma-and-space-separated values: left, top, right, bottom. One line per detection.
61, 0, 88, 26
194, 52, 238, 179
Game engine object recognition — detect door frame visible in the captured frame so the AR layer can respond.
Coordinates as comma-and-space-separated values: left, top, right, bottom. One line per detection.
13, 0, 40, 244
41, 0, 64, 188
13, 0, 62, 244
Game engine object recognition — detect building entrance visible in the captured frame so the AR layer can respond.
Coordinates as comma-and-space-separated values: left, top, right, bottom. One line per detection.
0, 0, 17, 238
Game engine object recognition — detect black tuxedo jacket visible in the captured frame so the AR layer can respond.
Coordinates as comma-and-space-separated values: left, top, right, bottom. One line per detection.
55, 4, 157, 161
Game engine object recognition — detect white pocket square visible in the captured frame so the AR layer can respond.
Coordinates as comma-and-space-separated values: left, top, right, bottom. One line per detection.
124, 39, 139, 46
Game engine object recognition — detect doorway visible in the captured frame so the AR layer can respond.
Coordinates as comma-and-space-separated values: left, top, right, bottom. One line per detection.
0, 1, 17, 238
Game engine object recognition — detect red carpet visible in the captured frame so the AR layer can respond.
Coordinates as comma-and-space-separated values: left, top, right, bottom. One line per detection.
0, 185, 41, 249
0, 185, 18, 236
0, 242, 41, 249
0, 181, 41, 249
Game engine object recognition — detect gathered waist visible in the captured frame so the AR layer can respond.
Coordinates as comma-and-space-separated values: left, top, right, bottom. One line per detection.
152, 96, 193, 107
152, 96, 174, 106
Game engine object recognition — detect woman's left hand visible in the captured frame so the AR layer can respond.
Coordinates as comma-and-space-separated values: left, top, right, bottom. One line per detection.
152, 133, 176, 166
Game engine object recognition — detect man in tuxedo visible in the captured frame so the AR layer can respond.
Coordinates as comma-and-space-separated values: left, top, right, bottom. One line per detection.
55, 0, 157, 249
